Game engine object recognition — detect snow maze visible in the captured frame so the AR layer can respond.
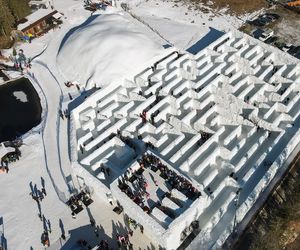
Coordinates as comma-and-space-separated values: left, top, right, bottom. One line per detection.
70, 30, 300, 250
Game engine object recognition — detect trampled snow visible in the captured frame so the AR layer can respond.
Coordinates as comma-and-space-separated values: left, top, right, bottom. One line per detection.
56, 13, 165, 89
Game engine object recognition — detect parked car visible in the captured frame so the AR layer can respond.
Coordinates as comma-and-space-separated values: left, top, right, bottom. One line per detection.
274, 41, 286, 50
260, 15, 273, 24
282, 43, 293, 52
265, 36, 278, 45
267, 13, 280, 21
248, 19, 265, 27
248, 13, 280, 27
259, 29, 274, 42
251, 28, 264, 39
288, 46, 300, 56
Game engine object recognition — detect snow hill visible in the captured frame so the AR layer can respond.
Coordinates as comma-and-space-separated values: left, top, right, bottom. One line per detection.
56, 13, 165, 89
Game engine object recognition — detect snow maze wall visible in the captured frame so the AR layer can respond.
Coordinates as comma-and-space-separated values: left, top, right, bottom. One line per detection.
70, 30, 300, 250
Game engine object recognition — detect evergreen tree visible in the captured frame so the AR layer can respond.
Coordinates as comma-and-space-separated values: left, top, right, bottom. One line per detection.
12, 47, 16, 56
6, 0, 31, 22
0, 0, 15, 37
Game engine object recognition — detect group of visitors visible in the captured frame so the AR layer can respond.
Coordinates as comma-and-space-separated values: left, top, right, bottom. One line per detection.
66, 190, 93, 218
199, 131, 211, 143
116, 233, 133, 250
1, 147, 21, 172
59, 109, 70, 120
77, 226, 111, 249
29, 178, 52, 247
118, 152, 201, 218
118, 168, 151, 213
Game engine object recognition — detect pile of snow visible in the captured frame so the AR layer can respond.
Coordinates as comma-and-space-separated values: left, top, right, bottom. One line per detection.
56, 13, 164, 89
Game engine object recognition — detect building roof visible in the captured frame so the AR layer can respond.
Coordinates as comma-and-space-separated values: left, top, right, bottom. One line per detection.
18, 9, 58, 32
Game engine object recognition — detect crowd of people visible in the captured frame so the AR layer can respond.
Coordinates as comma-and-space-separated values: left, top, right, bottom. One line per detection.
139, 153, 201, 201
118, 167, 151, 213
116, 233, 133, 250
118, 153, 201, 218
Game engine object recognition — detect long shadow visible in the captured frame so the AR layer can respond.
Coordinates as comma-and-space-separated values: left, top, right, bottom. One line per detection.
42, 215, 48, 232
59, 218, 65, 237
29, 181, 34, 194
57, 15, 100, 54
186, 27, 225, 54
0, 217, 7, 250
67, 87, 98, 161
86, 206, 95, 226
41, 176, 45, 189
147, 242, 157, 250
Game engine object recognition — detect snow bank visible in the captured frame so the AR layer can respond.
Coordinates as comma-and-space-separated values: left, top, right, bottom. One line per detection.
56, 13, 164, 89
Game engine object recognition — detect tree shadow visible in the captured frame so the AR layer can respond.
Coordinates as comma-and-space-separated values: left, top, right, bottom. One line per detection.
0, 217, 7, 250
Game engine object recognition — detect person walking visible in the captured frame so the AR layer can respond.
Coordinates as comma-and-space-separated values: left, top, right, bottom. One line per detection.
90, 219, 96, 227
42, 187, 47, 196
59, 109, 64, 119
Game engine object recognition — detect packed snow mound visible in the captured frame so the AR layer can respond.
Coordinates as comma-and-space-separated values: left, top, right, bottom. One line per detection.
56, 13, 164, 89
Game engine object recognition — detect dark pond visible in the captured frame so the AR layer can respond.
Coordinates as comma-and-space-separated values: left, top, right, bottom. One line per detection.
0, 77, 42, 142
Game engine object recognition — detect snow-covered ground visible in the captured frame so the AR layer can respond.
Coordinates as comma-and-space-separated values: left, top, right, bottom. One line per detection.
1, 0, 295, 249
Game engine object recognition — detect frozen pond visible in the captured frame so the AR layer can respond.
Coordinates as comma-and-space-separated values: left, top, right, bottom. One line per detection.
0, 77, 42, 142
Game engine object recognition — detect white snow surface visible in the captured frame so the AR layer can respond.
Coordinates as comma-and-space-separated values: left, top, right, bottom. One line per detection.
56, 13, 165, 88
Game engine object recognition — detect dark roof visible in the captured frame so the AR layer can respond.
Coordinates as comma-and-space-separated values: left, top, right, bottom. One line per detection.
21, 10, 58, 32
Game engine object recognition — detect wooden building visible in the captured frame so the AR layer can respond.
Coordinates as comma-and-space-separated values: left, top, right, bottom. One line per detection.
18, 9, 62, 38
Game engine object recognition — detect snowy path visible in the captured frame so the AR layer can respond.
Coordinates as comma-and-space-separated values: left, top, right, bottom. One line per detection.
31, 61, 71, 202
